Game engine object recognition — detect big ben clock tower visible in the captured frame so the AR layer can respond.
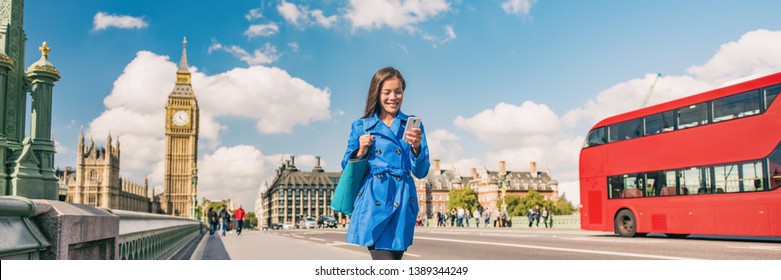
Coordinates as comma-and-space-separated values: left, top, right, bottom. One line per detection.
162, 37, 199, 217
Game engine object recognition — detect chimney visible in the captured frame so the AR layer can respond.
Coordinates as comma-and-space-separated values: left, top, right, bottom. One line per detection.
313, 156, 324, 172
499, 161, 506, 175
530, 161, 538, 178
290, 156, 295, 167
434, 159, 441, 171
471, 168, 479, 179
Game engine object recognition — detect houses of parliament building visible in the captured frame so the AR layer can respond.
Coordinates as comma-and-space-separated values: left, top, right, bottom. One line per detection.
59, 38, 199, 217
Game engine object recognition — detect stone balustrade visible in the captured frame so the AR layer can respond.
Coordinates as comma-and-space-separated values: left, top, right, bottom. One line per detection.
0, 196, 202, 260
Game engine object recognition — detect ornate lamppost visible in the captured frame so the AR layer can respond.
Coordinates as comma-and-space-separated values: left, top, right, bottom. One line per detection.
191, 164, 198, 220
500, 174, 508, 215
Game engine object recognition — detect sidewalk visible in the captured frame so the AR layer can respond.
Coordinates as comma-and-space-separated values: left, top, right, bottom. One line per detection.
190, 230, 369, 260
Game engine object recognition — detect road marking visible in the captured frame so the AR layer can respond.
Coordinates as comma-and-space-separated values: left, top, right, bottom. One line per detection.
560, 237, 667, 244
727, 245, 781, 251
327, 241, 360, 247
413, 236, 699, 260
405, 253, 422, 258
291, 234, 305, 239
477, 232, 540, 238
308, 237, 326, 242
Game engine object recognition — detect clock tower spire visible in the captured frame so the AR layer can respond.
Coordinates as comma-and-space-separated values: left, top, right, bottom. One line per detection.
162, 37, 199, 218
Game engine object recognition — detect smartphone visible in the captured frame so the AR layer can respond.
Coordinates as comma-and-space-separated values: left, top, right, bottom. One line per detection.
403, 117, 421, 141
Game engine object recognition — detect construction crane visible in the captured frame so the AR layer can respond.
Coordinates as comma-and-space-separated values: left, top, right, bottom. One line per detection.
640, 73, 662, 107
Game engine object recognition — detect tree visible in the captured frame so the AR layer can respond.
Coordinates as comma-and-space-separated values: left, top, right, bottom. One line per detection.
498, 190, 567, 216
245, 212, 259, 229
553, 196, 577, 215
447, 187, 478, 212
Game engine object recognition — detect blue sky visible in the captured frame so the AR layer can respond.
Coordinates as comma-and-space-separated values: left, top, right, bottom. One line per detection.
21, 0, 781, 211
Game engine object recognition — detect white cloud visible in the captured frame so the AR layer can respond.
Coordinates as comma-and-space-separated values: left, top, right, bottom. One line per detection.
278, 0, 304, 25
54, 140, 68, 155
92, 12, 148, 31
277, 0, 337, 28
561, 74, 713, 128
444, 25, 457, 42
244, 23, 279, 38
288, 42, 300, 52
501, 0, 536, 16
245, 8, 264, 21
454, 101, 560, 148
345, 0, 449, 31
426, 129, 463, 165
310, 10, 338, 28
209, 42, 281, 65
194, 66, 332, 134
198, 145, 279, 212
687, 29, 781, 85
87, 50, 332, 196
422, 25, 457, 48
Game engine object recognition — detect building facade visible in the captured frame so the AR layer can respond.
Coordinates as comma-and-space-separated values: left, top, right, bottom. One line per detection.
161, 38, 200, 218
415, 160, 559, 218
1, 0, 61, 200
260, 156, 343, 228
58, 132, 160, 213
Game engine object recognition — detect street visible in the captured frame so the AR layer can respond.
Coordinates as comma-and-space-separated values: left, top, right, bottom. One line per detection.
197, 227, 781, 260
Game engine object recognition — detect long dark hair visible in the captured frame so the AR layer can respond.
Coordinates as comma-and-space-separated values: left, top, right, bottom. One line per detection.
362, 66, 406, 119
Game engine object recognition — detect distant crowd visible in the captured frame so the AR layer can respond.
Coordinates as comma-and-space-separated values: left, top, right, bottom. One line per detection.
417, 205, 554, 228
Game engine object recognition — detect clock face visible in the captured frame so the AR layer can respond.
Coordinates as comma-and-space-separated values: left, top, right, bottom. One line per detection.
172, 110, 189, 126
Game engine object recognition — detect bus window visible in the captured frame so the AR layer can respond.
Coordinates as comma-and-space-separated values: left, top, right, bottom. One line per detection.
769, 147, 781, 191
681, 167, 711, 195
584, 127, 606, 148
741, 161, 764, 192
714, 164, 739, 193
678, 102, 709, 129
644, 171, 666, 197
644, 110, 675, 135
621, 174, 644, 198
661, 170, 678, 196
712, 90, 760, 123
764, 84, 780, 109
608, 118, 642, 142
608, 176, 624, 199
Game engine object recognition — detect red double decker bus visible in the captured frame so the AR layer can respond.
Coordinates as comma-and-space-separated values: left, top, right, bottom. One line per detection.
579, 72, 781, 237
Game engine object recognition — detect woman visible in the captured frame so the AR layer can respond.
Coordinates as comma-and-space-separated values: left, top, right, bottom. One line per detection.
342, 66, 430, 260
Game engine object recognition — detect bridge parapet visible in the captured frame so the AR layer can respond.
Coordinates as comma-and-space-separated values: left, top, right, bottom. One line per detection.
0, 196, 202, 260
0, 196, 50, 260
112, 209, 201, 260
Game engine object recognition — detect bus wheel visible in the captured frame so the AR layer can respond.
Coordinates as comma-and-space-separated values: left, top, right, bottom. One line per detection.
665, 233, 690, 238
614, 209, 639, 237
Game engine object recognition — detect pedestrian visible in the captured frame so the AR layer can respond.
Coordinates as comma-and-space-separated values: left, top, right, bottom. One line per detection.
450, 209, 456, 227
533, 205, 541, 227
473, 208, 481, 228
341, 66, 430, 260
541, 207, 549, 228
234, 204, 246, 235
527, 208, 534, 228
457, 207, 465, 227
483, 209, 490, 227
548, 213, 554, 228
464, 208, 470, 227
218, 204, 229, 236
207, 207, 218, 236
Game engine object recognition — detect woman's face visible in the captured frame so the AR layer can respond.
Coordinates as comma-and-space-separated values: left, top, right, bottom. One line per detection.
379, 77, 403, 116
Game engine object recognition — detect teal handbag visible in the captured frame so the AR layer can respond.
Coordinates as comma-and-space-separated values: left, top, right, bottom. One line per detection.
331, 159, 368, 216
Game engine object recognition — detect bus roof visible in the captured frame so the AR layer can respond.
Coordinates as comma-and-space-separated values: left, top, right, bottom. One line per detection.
591, 71, 781, 130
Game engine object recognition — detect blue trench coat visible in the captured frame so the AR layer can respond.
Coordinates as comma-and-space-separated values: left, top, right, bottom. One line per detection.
341, 111, 430, 251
